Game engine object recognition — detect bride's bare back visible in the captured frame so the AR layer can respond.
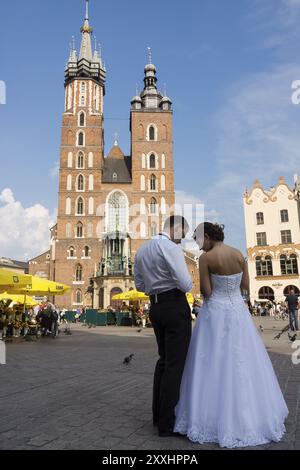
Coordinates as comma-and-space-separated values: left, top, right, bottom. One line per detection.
199, 243, 249, 298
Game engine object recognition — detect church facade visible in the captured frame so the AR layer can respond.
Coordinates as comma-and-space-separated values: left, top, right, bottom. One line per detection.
29, 1, 200, 309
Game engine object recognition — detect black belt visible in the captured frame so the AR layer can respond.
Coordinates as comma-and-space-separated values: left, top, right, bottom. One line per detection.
149, 288, 185, 305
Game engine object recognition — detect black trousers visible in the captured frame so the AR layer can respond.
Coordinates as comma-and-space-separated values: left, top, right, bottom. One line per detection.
149, 294, 192, 433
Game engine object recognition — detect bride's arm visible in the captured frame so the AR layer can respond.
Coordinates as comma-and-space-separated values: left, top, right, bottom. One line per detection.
240, 257, 250, 295
199, 253, 212, 299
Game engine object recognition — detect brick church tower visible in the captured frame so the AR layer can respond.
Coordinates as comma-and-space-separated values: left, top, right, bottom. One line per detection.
29, 1, 177, 308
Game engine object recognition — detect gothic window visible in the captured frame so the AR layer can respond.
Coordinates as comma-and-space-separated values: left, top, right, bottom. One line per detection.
149, 154, 156, 169
77, 152, 84, 169
280, 210, 289, 223
256, 212, 264, 225
150, 174, 157, 191
280, 254, 298, 275
88, 175, 94, 191
79, 112, 85, 127
281, 230, 292, 244
161, 197, 166, 215
150, 197, 157, 215
149, 126, 156, 141
141, 154, 146, 169
84, 246, 90, 257
75, 290, 82, 304
77, 197, 84, 215
107, 191, 128, 233
161, 175, 166, 191
80, 82, 86, 106
88, 152, 93, 168
113, 172, 118, 182
151, 222, 157, 237
77, 175, 84, 191
67, 175, 72, 191
76, 264, 83, 282
66, 223, 71, 238
65, 198, 71, 215
67, 152, 73, 168
78, 132, 84, 147
76, 222, 83, 238
161, 154, 166, 169
255, 256, 273, 276
88, 197, 94, 215
69, 246, 75, 257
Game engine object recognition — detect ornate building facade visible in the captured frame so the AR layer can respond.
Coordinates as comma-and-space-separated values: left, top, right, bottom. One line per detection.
243, 175, 300, 303
29, 1, 200, 308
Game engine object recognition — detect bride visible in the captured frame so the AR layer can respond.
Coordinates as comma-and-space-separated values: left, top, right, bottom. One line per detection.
174, 222, 288, 448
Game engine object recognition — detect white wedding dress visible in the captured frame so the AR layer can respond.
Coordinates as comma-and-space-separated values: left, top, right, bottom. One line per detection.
174, 273, 288, 448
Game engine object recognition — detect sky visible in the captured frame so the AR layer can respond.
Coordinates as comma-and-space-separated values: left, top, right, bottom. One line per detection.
1, 0, 300, 260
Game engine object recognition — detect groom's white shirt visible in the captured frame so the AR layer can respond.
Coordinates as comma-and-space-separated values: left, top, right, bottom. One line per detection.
134, 232, 193, 295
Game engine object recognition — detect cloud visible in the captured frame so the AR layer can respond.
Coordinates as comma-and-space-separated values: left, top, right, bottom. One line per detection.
0, 188, 56, 261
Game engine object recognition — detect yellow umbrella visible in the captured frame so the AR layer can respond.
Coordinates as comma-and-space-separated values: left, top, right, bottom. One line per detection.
112, 291, 132, 301
0, 268, 30, 293
186, 292, 194, 304
7, 275, 70, 296
127, 290, 149, 301
0, 293, 38, 307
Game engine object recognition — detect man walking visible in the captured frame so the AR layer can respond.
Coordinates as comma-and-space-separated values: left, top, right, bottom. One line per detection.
285, 288, 299, 331
134, 215, 192, 437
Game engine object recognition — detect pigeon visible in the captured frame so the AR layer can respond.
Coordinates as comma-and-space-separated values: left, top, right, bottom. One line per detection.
288, 333, 297, 342
123, 354, 134, 365
259, 325, 264, 333
137, 329, 142, 333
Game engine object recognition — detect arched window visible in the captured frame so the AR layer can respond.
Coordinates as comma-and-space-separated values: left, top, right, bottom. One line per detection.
88, 174, 94, 190
161, 197, 166, 215
76, 222, 83, 238
255, 256, 273, 276
284, 285, 300, 296
150, 197, 157, 215
107, 191, 128, 233
161, 174, 166, 191
150, 174, 157, 191
77, 197, 84, 215
280, 254, 299, 275
88, 152, 93, 168
79, 112, 85, 127
84, 246, 90, 257
67, 174, 72, 191
80, 82, 86, 106
75, 290, 82, 304
149, 153, 156, 169
88, 197, 94, 215
161, 154, 166, 169
258, 286, 274, 301
151, 222, 157, 237
77, 152, 84, 169
75, 264, 83, 281
149, 126, 155, 141
69, 246, 75, 257
141, 154, 146, 169
78, 132, 84, 147
65, 197, 71, 215
66, 223, 71, 238
67, 152, 73, 168
77, 174, 84, 191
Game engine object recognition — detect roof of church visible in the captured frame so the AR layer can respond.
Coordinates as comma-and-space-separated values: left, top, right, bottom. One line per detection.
107, 144, 125, 160
102, 153, 132, 184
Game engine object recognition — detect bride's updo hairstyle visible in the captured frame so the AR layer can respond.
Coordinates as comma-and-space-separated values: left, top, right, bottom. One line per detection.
204, 222, 225, 242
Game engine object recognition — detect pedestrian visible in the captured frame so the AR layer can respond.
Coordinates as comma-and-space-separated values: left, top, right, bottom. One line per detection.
285, 289, 299, 331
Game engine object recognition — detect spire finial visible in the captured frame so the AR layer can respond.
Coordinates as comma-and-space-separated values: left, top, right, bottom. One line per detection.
114, 132, 119, 146
85, 0, 89, 21
147, 46, 152, 64
72, 35, 75, 50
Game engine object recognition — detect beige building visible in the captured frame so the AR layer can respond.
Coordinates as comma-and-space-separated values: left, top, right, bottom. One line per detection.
243, 176, 300, 303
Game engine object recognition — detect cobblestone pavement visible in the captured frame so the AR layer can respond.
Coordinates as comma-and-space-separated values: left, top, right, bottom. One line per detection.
0, 317, 299, 450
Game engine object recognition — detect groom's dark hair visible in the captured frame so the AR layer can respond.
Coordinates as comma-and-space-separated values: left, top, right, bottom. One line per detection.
163, 215, 189, 237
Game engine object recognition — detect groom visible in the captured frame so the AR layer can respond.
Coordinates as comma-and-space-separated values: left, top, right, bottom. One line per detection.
134, 215, 192, 437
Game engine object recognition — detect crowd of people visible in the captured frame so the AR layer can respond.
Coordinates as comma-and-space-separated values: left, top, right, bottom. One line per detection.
0, 300, 67, 339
